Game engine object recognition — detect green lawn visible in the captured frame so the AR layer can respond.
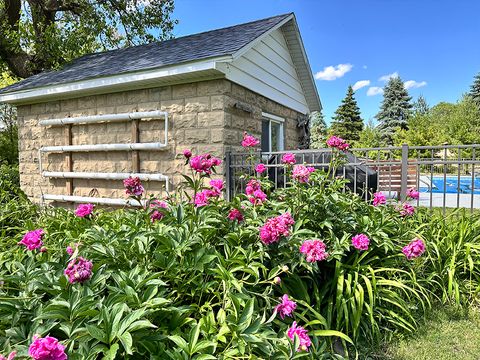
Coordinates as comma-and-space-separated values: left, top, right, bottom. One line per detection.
375, 306, 480, 360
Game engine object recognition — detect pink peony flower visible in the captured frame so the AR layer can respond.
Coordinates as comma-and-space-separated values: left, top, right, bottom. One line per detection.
0, 351, 16, 360
66, 246, 74, 256
18, 229, 44, 251
189, 153, 222, 174
194, 190, 210, 207
75, 203, 94, 218
300, 239, 329, 262
274, 294, 297, 319
241, 132, 260, 148
406, 188, 420, 200
259, 213, 295, 245
287, 322, 312, 352
402, 238, 426, 260
123, 177, 144, 197
64, 257, 93, 284
29, 335, 67, 360
400, 203, 415, 217
255, 163, 267, 174
326, 135, 350, 151
183, 149, 192, 158
281, 153, 296, 165
245, 179, 261, 195
292, 165, 315, 183
250, 189, 267, 205
150, 200, 168, 222
245, 179, 267, 204
209, 179, 224, 194
228, 208, 244, 222
373, 192, 386, 206
352, 234, 370, 251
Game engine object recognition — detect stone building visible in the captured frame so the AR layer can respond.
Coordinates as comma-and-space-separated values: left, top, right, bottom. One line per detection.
0, 13, 321, 206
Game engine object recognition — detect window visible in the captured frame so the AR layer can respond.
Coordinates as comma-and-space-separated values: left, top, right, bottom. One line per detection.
261, 112, 284, 152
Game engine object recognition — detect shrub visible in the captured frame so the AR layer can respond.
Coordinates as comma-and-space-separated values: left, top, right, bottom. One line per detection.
0, 135, 479, 358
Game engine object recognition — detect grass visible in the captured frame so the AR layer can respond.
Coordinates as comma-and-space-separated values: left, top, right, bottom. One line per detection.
373, 306, 480, 360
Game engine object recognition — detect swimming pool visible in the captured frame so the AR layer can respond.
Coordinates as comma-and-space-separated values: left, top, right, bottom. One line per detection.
420, 176, 480, 194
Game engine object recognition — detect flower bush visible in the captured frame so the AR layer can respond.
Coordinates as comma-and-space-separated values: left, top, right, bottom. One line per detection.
1, 138, 480, 358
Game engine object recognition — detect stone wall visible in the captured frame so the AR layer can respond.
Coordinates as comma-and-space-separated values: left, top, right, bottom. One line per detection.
16, 79, 303, 204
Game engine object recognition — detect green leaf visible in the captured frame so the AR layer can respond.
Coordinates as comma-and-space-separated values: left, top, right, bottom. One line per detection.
86, 324, 107, 343
311, 329, 353, 344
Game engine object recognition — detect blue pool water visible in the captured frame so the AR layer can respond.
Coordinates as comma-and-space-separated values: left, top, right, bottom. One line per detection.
420, 176, 480, 194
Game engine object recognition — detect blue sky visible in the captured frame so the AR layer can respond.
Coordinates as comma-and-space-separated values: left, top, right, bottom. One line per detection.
173, 0, 480, 124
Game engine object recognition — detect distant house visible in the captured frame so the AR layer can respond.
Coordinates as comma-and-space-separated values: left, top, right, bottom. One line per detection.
0, 13, 321, 206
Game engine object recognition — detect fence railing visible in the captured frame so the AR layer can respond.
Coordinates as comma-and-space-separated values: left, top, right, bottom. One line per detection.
226, 144, 480, 213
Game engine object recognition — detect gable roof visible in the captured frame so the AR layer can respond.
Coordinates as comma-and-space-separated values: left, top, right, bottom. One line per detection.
0, 13, 321, 113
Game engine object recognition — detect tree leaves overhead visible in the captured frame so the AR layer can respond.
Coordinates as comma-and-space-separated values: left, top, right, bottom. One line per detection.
0, 0, 177, 78
329, 85, 363, 143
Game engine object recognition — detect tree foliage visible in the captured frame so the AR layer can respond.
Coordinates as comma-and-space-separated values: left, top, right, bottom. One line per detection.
329, 85, 363, 142
469, 72, 480, 108
354, 120, 386, 149
413, 94, 429, 116
376, 76, 412, 144
309, 110, 327, 148
394, 96, 480, 147
0, 0, 177, 78
0, 66, 17, 164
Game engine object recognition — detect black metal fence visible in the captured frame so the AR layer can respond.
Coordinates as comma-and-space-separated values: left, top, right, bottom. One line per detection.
226, 144, 480, 213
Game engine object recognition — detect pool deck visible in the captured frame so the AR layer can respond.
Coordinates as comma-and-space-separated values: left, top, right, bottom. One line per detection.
416, 193, 480, 209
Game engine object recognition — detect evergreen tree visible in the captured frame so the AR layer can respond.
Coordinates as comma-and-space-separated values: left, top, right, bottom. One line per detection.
329, 85, 364, 142
309, 111, 328, 148
469, 72, 480, 108
413, 95, 430, 116
376, 76, 413, 144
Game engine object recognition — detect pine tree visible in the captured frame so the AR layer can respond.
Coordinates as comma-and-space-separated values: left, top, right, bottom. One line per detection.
329, 85, 364, 142
469, 72, 480, 108
309, 111, 328, 148
413, 95, 429, 116
376, 76, 413, 143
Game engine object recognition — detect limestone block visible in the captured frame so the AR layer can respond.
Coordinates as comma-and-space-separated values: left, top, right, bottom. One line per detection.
184, 97, 210, 113
197, 111, 225, 127
172, 83, 197, 99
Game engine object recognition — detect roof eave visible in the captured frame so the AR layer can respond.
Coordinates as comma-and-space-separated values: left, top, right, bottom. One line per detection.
0, 57, 230, 105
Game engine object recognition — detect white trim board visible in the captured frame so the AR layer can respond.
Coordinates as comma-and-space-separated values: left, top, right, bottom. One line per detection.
0, 59, 227, 104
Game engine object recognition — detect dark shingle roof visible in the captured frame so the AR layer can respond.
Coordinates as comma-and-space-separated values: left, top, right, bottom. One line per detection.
0, 14, 291, 94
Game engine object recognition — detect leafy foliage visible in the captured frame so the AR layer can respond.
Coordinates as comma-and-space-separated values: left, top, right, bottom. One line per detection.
394, 97, 480, 147
0, 151, 479, 358
0, 0, 177, 78
0, 103, 18, 165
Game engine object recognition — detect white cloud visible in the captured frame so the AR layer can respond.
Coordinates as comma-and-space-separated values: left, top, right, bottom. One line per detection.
379, 72, 399, 82
367, 87, 384, 96
352, 80, 370, 91
363, 65, 368, 69
314, 63, 353, 81
404, 80, 427, 89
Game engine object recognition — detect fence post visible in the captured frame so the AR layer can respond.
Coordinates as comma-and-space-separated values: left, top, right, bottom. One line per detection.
400, 143, 409, 201
225, 150, 231, 202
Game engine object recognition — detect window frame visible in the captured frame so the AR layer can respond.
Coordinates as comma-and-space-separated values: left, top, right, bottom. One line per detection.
261, 112, 285, 153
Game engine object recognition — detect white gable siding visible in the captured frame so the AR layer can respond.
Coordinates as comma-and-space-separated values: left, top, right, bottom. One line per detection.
218, 28, 309, 114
